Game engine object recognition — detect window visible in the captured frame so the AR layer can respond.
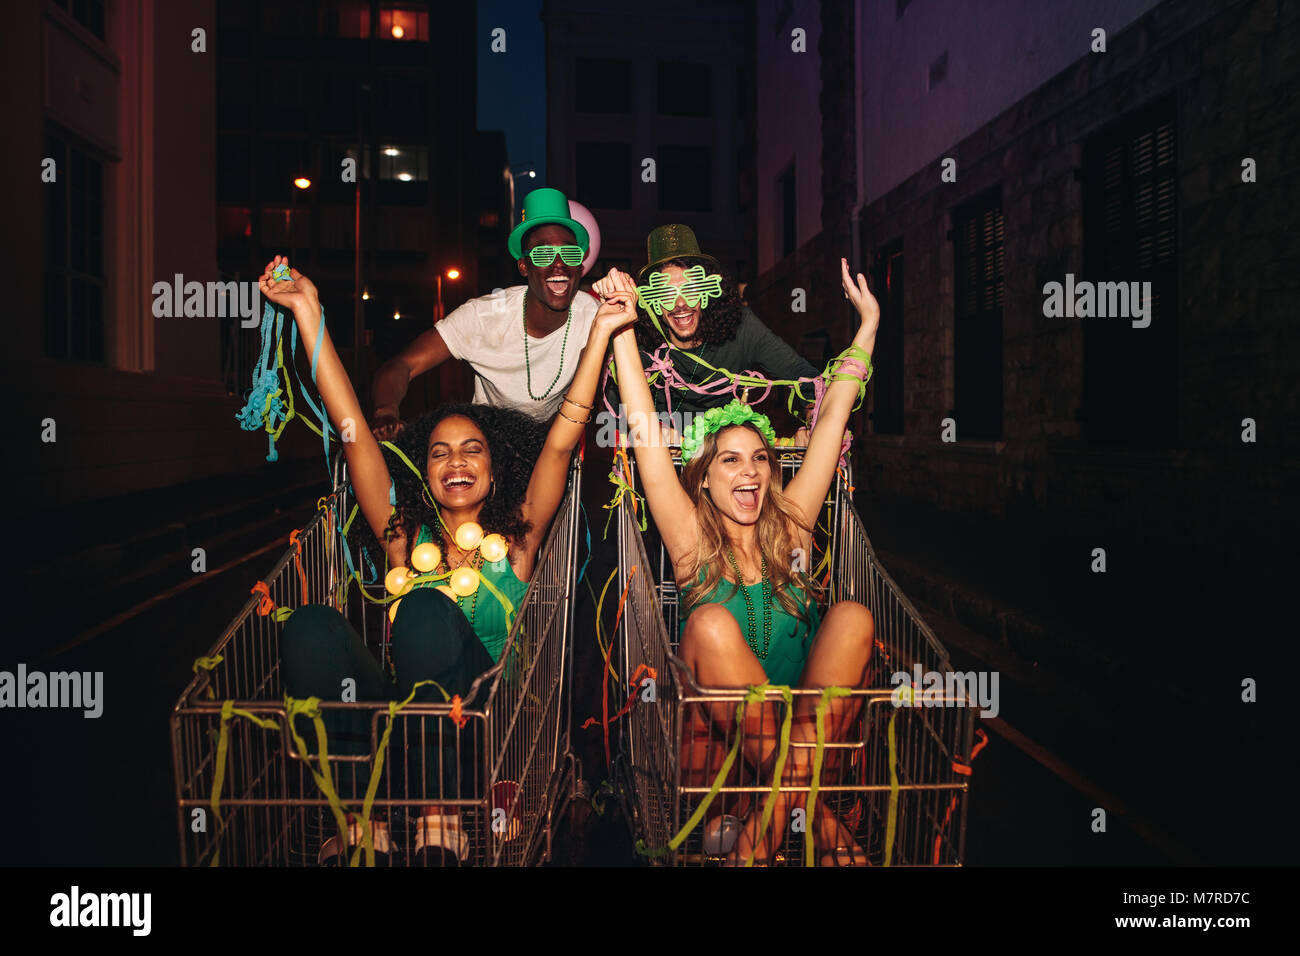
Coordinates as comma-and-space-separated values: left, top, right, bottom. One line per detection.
657, 62, 711, 116
376, 144, 429, 205
870, 241, 905, 435
379, 5, 429, 41
575, 59, 632, 114
1082, 98, 1178, 444
218, 70, 254, 130
218, 136, 252, 202
373, 73, 427, 137
335, 2, 428, 40
218, 0, 253, 57
576, 142, 632, 210
53, 0, 105, 41
777, 163, 796, 259
952, 190, 1004, 440
217, 206, 253, 247
658, 146, 711, 212
335, 1, 371, 38
45, 134, 106, 362
259, 140, 311, 203
320, 73, 362, 134
259, 64, 307, 132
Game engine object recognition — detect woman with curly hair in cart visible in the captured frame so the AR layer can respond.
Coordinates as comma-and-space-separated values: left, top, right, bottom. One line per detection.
258, 254, 637, 865
602, 257, 880, 865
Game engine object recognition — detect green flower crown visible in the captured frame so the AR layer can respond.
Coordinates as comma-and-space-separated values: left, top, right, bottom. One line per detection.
680, 400, 778, 462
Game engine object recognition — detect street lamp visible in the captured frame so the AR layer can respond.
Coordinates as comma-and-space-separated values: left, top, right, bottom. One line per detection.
506, 162, 537, 226
291, 176, 311, 262
436, 268, 461, 322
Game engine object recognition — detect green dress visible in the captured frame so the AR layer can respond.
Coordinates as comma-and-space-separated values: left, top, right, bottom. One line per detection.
410, 524, 529, 663
678, 569, 821, 686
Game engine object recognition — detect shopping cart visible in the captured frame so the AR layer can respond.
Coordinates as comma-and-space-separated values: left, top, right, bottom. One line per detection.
613, 449, 977, 865
171, 455, 583, 866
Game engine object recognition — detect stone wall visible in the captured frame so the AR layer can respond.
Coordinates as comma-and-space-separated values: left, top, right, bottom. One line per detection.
756, 0, 1298, 545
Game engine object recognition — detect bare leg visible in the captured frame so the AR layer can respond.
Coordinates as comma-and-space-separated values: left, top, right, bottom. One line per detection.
678, 604, 784, 770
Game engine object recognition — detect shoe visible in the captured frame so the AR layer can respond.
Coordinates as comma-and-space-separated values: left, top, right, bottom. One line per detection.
318, 817, 392, 867
412, 811, 469, 866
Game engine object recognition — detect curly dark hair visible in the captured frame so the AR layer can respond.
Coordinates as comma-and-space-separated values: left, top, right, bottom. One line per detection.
633, 257, 744, 354
348, 403, 547, 568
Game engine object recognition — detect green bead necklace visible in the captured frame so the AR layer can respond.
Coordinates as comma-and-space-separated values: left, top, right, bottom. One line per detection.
522, 290, 573, 401
439, 544, 483, 628
724, 545, 773, 659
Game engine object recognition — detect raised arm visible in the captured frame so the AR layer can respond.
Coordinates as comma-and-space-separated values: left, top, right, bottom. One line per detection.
519, 293, 638, 557
258, 256, 397, 551
371, 327, 454, 441
603, 268, 699, 569
784, 258, 880, 525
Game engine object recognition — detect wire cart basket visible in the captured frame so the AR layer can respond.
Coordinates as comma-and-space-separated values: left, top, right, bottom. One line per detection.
614, 449, 977, 865
171, 456, 583, 866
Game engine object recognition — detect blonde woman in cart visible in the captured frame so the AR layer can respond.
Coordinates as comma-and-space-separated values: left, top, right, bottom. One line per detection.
599, 258, 880, 864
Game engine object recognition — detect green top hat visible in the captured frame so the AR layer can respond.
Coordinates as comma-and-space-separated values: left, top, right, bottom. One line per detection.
637, 224, 722, 283
507, 187, 590, 260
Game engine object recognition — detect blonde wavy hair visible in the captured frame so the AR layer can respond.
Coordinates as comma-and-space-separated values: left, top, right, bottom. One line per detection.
677, 425, 819, 623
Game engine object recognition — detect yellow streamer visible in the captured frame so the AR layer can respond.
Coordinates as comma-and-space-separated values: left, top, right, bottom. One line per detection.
884, 710, 899, 867
805, 685, 853, 867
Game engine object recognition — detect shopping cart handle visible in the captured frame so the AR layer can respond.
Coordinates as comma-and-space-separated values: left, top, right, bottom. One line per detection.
789, 739, 864, 749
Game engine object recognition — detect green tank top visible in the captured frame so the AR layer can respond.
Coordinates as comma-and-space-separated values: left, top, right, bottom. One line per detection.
411, 525, 529, 663
678, 567, 821, 687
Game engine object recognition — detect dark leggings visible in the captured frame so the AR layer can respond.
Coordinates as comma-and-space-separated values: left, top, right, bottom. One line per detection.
280, 588, 495, 802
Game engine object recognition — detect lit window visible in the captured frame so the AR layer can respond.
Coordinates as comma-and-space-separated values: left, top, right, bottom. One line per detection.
380, 5, 429, 41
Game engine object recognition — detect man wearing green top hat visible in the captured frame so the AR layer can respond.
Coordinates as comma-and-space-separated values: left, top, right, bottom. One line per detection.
371, 187, 601, 433
595, 224, 819, 435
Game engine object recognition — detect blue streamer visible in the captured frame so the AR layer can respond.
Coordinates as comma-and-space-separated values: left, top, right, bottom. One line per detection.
234, 302, 288, 462
287, 317, 335, 480
577, 499, 593, 586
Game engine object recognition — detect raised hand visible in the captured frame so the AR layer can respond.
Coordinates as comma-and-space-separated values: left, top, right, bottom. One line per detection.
592, 285, 638, 338
595, 267, 639, 303
258, 255, 320, 316
840, 258, 879, 340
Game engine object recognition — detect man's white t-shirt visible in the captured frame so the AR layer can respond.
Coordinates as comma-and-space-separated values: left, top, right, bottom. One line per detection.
436, 285, 599, 422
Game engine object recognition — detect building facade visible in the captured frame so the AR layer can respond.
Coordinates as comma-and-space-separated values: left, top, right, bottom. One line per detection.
752, 0, 1295, 544
543, 0, 756, 282
215, 0, 480, 407
2, 0, 242, 507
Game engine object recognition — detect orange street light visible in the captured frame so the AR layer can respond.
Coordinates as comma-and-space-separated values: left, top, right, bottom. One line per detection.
293, 177, 312, 189
437, 268, 462, 321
